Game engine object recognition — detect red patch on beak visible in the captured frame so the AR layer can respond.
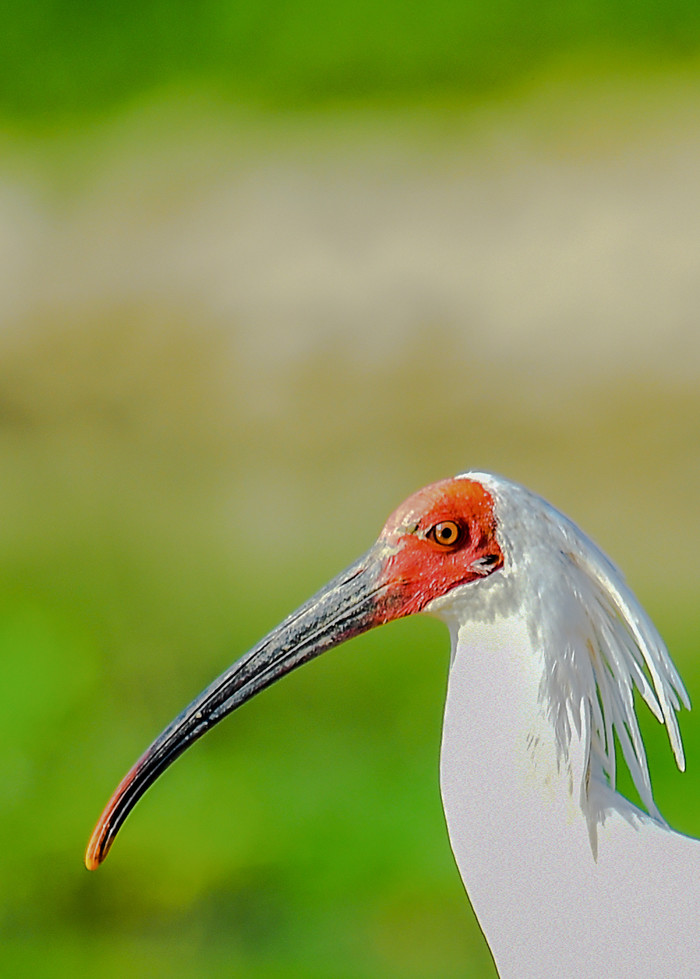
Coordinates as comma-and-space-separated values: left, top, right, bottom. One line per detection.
376, 477, 503, 618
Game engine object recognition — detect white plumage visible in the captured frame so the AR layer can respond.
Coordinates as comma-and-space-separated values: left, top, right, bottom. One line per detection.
435, 473, 699, 977
462, 473, 689, 816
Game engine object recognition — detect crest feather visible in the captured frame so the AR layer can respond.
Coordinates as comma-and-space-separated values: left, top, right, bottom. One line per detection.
470, 472, 691, 822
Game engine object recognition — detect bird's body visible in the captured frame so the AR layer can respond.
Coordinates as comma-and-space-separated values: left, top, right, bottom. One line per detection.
86, 472, 699, 977
442, 613, 700, 977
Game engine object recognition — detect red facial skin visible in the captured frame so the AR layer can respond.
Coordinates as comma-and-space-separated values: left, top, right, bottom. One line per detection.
375, 477, 503, 621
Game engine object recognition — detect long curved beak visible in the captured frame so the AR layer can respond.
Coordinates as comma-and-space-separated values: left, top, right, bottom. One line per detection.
86, 542, 398, 870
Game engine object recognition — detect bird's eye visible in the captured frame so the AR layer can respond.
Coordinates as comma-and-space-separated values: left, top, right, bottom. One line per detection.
428, 520, 463, 548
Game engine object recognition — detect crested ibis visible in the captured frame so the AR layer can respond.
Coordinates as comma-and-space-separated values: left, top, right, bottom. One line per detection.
86, 473, 700, 977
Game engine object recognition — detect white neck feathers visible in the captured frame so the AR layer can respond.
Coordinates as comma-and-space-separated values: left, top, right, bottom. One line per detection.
433, 472, 690, 831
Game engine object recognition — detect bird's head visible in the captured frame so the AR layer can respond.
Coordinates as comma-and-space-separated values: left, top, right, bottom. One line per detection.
374, 476, 505, 617
85, 475, 505, 869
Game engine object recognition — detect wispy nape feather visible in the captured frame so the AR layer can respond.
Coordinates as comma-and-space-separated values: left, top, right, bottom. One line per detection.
571, 542, 690, 817
474, 473, 691, 824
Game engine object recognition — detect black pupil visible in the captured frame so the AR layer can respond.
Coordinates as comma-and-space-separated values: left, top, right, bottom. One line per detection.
439, 524, 456, 542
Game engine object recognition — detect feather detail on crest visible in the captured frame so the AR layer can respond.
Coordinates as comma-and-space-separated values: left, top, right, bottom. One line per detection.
567, 542, 689, 816
469, 472, 691, 825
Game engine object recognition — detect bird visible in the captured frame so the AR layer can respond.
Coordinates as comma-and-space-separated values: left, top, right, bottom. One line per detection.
85, 472, 700, 977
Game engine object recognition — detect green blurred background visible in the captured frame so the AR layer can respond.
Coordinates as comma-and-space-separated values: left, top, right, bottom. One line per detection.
1, 2, 699, 976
